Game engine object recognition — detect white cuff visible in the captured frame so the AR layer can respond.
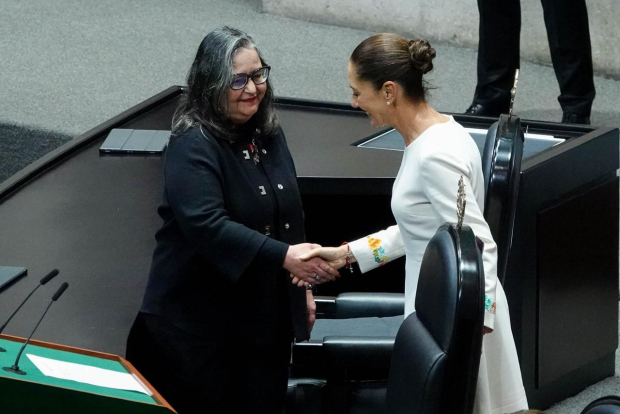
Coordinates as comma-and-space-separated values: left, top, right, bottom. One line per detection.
483, 295, 496, 331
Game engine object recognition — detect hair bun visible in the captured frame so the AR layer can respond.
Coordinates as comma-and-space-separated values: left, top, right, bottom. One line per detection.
408, 39, 436, 74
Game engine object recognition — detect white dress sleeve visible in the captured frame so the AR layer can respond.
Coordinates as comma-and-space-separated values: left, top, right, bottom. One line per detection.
420, 150, 498, 331
348, 225, 405, 273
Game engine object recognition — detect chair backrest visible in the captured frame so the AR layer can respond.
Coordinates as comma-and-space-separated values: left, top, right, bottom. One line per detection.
581, 396, 620, 414
386, 224, 485, 414
481, 114, 524, 284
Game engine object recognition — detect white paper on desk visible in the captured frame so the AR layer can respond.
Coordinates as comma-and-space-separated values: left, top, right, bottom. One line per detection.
26, 354, 149, 395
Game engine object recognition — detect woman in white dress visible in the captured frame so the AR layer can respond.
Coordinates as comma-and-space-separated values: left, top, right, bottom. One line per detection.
296, 33, 529, 414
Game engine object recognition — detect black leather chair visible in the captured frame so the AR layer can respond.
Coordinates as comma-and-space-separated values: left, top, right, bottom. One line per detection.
481, 114, 524, 285
581, 396, 620, 414
314, 293, 406, 319
386, 223, 484, 414
299, 224, 484, 414
286, 378, 327, 414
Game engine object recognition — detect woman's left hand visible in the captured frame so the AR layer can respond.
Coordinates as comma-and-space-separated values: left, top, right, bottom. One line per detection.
307, 289, 316, 334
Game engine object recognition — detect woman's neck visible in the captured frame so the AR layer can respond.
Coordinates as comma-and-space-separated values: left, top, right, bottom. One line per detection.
391, 101, 449, 147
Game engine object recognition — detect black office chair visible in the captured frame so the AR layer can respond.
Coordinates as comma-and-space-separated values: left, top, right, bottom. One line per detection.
482, 114, 524, 285
581, 396, 620, 414
307, 224, 484, 414
386, 223, 484, 414
286, 378, 327, 414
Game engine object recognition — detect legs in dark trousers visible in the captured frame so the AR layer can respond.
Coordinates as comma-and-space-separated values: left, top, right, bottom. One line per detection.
126, 313, 291, 414
541, 0, 595, 117
472, 0, 595, 119
474, 0, 521, 111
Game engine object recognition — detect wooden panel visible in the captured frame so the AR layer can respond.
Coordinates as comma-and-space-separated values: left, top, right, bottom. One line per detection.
537, 179, 619, 387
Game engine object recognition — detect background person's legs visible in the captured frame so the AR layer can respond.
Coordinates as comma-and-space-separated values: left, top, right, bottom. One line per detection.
468, 0, 521, 116
541, 0, 595, 124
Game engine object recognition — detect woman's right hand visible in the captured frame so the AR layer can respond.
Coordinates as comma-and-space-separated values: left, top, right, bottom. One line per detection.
289, 245, 352, 286
283, 243, 340, 285
299, 245, 351, 270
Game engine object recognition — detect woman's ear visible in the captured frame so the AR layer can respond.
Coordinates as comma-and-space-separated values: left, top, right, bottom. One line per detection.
383, 81, 396, 104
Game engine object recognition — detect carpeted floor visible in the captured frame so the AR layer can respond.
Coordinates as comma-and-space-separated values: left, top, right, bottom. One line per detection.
0, 123, 72, 183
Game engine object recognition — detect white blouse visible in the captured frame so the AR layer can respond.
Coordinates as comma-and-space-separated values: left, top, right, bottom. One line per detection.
347, 116, 528, 413
349, 116, 498, 329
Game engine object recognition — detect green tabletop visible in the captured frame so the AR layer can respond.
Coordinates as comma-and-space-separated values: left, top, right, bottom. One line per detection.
0, 339, 156, 405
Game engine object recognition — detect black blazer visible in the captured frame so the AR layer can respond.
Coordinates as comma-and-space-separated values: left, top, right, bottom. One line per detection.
141, 125, 309, 343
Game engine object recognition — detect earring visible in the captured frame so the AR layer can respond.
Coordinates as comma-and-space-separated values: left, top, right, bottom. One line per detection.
387, 101, 390, 106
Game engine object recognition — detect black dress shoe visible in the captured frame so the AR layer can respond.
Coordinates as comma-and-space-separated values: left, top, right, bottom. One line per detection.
464, 103, 507, 117
561, 112, 591, 125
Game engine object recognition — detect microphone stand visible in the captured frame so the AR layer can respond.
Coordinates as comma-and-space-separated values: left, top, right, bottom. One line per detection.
3, 282, 68, 375
0, 269, 59, 352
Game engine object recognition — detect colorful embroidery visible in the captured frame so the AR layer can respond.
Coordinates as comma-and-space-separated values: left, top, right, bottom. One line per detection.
484, 295, 496, 314
367, 237, 388, 266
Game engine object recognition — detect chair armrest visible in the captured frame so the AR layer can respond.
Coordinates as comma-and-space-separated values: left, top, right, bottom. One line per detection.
335, 293, 405, 319
314, 296, 337, 319
292, 339, 324, 367
323, 336, 395, 368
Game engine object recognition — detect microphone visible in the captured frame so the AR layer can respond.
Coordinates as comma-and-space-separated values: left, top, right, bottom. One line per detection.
3, 282, 68, 375
0, 269, 59, 353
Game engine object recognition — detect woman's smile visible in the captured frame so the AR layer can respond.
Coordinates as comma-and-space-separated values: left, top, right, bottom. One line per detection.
241, 96, 258, 104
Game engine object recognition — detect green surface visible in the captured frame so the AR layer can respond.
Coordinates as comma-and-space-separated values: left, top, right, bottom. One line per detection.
0, 339, 156, 405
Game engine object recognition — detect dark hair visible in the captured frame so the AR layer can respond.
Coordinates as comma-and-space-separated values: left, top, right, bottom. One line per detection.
350, 33, 436, 103
172, 26, 278, 140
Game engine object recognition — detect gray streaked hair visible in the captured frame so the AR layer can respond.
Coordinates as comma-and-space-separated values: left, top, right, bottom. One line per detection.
172, 26, 278, 140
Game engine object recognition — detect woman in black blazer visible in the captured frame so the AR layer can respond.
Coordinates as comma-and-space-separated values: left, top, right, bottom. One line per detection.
126, 27, 338, 414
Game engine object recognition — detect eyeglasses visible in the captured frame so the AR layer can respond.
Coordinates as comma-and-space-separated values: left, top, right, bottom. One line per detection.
230, 66, 271, 90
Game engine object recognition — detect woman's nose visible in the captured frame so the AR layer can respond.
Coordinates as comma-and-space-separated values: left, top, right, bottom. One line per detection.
245, 78, 257, 94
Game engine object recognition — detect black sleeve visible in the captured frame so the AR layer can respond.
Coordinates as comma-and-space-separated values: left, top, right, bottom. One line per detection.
164, 129, 289, 283
274, 127, 307, 243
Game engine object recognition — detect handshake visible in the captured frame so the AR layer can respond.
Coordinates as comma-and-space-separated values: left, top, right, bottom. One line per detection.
283, 243, 355, 288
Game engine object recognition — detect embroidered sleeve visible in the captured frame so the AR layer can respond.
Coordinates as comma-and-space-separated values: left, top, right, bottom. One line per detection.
368, 237, 388, 266
348, 225, 405, 273
484, 295, 497, 314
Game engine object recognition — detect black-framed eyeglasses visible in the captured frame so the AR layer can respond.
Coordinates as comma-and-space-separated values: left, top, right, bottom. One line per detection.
230, 66, 271, 90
